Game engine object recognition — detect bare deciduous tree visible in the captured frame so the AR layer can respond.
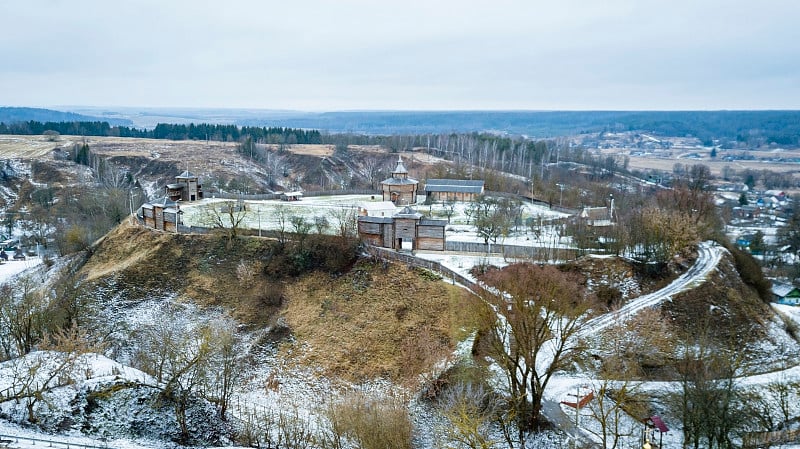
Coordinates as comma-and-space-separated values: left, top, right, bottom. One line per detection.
0, 277, 51, 358
477, 263, 590, 434
201, 200, 249, 243
361, 156, 385, 190
3, 326, 101, 423
584, 380, 644, 449
331, 207, 358, 241
290, 215, 313, 250
669, 326, 747, 449
313, 215, 330, 235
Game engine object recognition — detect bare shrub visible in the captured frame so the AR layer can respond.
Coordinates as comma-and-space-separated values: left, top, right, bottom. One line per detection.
234, 411, 261, 448
437, 380, 507, 449
236, 259, 261, 287
59, 224, 91, 255
325, 393, 413, 449
235, 405, 316, 449
273, 406, 317, 449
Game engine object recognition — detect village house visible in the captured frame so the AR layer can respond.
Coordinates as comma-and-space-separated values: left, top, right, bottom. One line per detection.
381, 156, 418, 206
423, 179, 485, 202
764, 190, 787, 201
579, 206, 614, 227
773, 283, 800, 306
732, 206, 757, 220
358, 206, 446, 251
579, 196, 616, 227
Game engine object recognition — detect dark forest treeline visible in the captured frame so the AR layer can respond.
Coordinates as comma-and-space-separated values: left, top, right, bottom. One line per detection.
241, 110, 800, 145
0, 120, 323, 144
0, 106, 132, 126
4, 109, 800, 147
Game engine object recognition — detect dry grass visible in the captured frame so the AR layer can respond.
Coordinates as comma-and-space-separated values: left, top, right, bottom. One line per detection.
0, 134, 443, 169
661, 255, 772, 347
81, 221, 168, 281
267, 144, 334, 157
326, 392, 414, 449
0, 135, 69, 158
78, 223, 476, 384
79, 224, 278, 321
282, 261, 475, 383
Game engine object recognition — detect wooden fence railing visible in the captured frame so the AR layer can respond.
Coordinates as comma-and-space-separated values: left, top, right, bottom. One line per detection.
366, 246, 477, 289
209, 189, 381, 201
444, 240, 581, 259
743, 429, 800, 448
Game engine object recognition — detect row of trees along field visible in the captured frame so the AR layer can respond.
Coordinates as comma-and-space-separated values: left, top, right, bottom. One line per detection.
0, 120, 322, 144
323, 132, 623, 182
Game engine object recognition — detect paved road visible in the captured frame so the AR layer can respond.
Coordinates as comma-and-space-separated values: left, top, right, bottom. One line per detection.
541, 398, 601, 446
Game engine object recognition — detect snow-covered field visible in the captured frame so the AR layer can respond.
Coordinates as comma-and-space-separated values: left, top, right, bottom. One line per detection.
0, 255, 42, 284
179, 194, 571, 249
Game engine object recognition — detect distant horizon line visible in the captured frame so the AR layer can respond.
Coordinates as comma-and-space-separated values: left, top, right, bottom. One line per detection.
31, 106, 800, 114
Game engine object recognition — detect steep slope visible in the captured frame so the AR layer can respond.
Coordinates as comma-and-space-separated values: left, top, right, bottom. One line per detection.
76, 222, 473, 383
584, 248, 800, 379
662, 251, 799, 370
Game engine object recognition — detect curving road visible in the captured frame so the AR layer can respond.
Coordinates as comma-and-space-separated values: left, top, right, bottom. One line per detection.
578, 241, 723, 338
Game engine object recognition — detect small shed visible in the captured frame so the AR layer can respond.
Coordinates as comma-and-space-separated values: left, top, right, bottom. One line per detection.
642, 415, 669, 449
280, 191, 303, 201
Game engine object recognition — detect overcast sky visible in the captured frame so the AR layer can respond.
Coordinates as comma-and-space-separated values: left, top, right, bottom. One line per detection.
1, 0, 798, 111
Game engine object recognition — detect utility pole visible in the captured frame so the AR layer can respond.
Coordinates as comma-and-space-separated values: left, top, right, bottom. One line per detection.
129, 189, 137, 225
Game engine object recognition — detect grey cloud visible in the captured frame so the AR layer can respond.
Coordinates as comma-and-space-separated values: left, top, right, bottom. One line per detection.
1, 0, 798, 109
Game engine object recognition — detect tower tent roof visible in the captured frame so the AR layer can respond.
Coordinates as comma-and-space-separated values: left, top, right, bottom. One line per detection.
392, 156, 408, 175
395, 206, 423, 219
381, 177, 418, 186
